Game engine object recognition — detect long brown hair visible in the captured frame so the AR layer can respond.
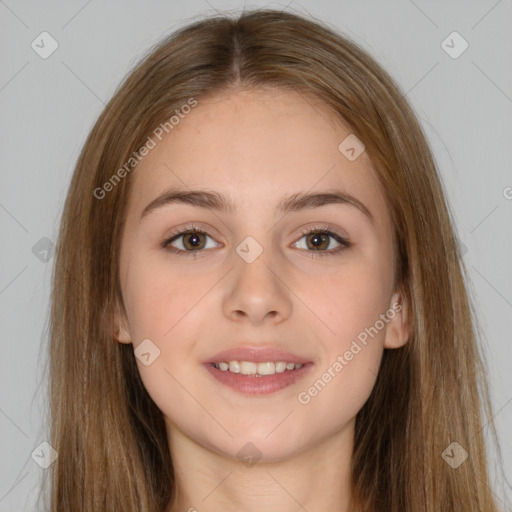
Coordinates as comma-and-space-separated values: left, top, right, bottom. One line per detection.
44, 8, 507, 511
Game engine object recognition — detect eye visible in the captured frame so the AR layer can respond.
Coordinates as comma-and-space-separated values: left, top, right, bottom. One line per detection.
292, 227, 350, 256
162, 227, 221, 255
161, 225, 350, 259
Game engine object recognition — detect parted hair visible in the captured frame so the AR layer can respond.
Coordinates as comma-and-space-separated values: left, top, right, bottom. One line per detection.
44, 8, 505, 511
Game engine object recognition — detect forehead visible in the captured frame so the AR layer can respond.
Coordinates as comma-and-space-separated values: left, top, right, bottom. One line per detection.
127, 88, 389, 224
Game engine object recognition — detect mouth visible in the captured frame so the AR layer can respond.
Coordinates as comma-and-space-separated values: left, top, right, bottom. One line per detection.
209, 360, 307, 376
203, 346, 314, 395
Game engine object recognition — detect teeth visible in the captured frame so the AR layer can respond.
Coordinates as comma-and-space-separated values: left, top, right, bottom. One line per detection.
240, 361, 257, 375
229, 361, 240, 373
254, 362, 274, 376
275, 361, 287, 373
213, 360, 305, 376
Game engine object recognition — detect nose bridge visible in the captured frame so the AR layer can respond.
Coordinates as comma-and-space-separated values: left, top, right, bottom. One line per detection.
223, 233, 292, 324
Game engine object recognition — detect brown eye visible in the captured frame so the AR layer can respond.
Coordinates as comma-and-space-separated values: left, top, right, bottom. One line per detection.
294, 230, 344, 252
305, 233, 330, 251
164, 229, 219, 253
181, 232, 206, 250
292, 228, 351, 258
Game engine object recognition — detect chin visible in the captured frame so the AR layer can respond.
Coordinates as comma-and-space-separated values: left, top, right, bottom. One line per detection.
206, 428, 308, 464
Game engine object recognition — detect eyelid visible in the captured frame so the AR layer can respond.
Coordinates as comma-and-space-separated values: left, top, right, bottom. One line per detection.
163, 222, 222, 243
291, 225, 351, 256
161, 223, 221, 258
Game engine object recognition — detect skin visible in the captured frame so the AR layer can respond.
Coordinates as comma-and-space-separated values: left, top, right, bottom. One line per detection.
114, 87, 409, 512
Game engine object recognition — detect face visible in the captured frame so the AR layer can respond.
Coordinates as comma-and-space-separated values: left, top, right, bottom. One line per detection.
114, 87, 409, 462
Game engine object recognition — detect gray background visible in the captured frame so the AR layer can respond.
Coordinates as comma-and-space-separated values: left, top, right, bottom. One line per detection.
1, 0, 511, 510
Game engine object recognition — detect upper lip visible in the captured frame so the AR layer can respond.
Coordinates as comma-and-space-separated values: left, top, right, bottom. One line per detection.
204, 345, 313, 365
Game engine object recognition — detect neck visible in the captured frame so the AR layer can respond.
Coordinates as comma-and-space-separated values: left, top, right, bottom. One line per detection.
166, 419, 356, 512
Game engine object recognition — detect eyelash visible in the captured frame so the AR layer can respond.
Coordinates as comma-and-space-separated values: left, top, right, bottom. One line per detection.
161, 224, 351, 259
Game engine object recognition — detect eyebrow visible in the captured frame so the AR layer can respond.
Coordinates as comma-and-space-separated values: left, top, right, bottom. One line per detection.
140, 187, 374, 223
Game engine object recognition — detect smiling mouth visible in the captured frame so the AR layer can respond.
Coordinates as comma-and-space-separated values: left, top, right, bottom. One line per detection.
210, 360, 305, 377
204, 360, 314, 395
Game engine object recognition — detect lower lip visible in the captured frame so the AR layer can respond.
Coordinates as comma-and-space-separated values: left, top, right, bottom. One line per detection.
203, 362, 314, 395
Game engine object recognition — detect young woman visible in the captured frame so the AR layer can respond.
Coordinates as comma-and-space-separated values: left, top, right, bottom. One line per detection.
45, 8, 506, 512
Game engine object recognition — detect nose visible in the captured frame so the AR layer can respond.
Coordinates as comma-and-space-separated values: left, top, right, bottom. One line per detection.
222, 246, 292, 326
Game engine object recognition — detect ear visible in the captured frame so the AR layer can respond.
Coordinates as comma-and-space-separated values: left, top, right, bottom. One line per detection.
383, 288, 410, 349
113, 300, 132, 344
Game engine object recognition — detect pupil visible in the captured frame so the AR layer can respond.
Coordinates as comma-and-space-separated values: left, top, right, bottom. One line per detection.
186, 233, 203, 249
309, 233, 326, 250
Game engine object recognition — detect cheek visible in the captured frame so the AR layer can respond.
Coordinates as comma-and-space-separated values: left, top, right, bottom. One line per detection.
305, 256, 393, 351
121, 252, 216, 393
294, 298, 385, 434
293, 256, 391, 411
121, 257, 211, 424
122, 252, 209, 341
